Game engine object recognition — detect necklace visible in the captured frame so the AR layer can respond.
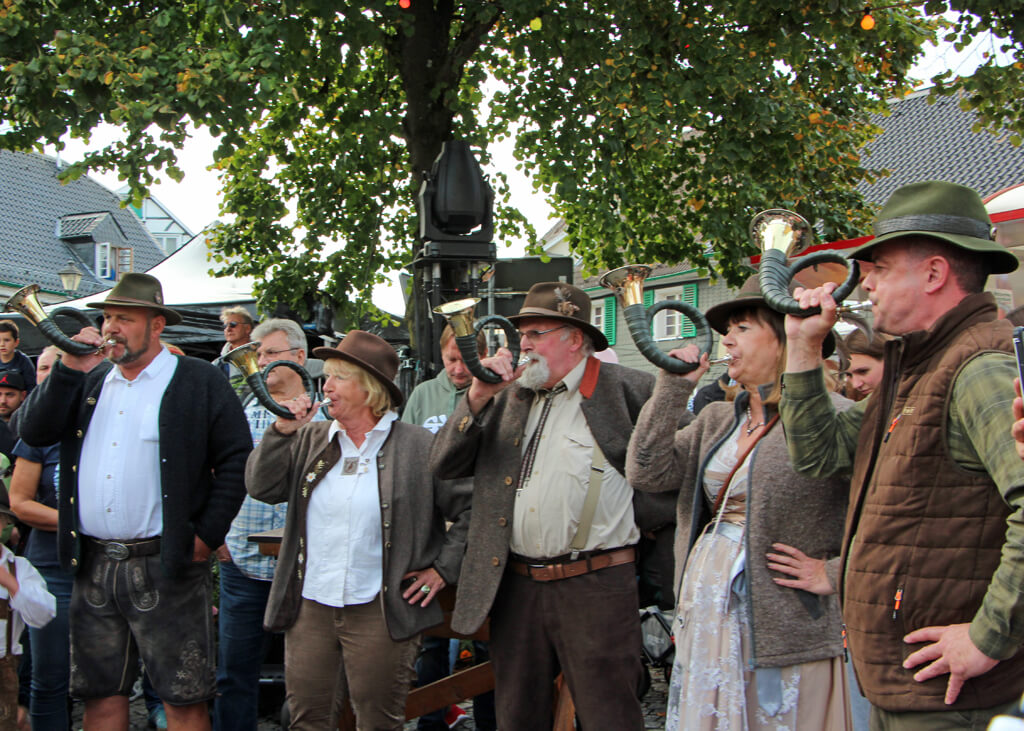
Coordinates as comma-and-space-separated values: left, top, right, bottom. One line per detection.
745, 406, 766, 436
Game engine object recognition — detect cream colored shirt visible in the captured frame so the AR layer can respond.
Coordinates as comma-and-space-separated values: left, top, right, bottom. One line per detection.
511, 357, 640, 559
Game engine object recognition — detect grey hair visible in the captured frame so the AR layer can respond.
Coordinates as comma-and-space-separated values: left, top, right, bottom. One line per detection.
252, 318, 308, 356
559, 325, 596, 357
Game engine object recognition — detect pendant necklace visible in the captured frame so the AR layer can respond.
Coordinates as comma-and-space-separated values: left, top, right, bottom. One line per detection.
745, 406, 766, 436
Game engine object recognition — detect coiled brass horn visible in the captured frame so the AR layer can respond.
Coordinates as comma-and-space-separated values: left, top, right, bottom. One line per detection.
222, 342, 316, 420
754, 209, 861, 317
599, 265, 713, 374
433, 298, 520, 384
4, 284, 107, 356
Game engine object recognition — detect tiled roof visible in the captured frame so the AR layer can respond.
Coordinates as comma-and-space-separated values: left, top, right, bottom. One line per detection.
859, 88, 1024, 205
0, 150, 167, 295
57, 212, 110, 239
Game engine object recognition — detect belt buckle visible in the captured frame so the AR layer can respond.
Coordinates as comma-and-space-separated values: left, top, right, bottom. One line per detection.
104, 542, 131, 560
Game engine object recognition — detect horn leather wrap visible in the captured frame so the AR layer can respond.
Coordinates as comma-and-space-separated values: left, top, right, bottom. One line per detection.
758, 249, 860, 317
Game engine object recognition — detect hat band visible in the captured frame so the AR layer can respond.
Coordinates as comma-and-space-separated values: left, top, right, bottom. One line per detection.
874, 213, 992, 240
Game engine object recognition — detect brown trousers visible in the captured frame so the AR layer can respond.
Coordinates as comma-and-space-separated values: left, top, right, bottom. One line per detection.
284, 597, 418, 731
489, 562, 645, 730
869, 698, 1019, 731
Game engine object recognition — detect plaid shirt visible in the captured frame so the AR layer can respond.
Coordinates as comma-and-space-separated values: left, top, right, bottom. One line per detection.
225, 400, 325, 580
780, 354, 1024, 659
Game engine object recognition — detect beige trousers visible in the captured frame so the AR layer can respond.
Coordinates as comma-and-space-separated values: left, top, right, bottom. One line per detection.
284, 597, 419, 731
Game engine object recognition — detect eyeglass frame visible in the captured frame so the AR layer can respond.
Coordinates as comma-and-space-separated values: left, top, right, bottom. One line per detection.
515, 325, 568, 341
258, 346, 301, 358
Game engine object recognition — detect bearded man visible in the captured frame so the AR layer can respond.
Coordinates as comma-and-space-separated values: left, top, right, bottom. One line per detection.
429, 282, 654, 730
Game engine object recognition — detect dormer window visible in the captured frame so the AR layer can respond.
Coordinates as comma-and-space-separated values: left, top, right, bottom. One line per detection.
95, 242, 133, 281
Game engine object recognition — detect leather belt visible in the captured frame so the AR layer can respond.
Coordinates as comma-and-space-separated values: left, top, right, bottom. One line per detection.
508, 546, 635, 582
83, 536, 161, 561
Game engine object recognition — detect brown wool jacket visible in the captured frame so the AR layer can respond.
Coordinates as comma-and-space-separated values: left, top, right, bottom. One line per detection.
247, 419, 471, 641
626, 373, 852, 668
428, 358, 654, 635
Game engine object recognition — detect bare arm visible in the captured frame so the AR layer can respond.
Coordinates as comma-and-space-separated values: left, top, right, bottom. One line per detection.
8, 458, 57, 531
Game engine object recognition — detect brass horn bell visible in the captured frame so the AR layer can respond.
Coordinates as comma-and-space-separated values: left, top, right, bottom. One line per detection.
753, 209, 860, 317
599, 265, 712, 374
223, 342, 316, 419
432, 298, 520, 384
4, 284, 102, 356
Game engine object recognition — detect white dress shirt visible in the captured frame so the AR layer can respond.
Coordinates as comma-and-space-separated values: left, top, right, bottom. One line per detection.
78, 348, 177, 540
1, 546, 57, 658
302, 411, 397, 607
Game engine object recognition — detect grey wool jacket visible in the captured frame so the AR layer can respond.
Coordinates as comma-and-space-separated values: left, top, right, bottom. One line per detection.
246, 418, 471, 640
626, 372, 851, 669
428, 357, 654, 635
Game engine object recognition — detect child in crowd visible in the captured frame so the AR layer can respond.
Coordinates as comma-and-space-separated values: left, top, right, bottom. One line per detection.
0, 323, 34, 394
0, 486, 56, 730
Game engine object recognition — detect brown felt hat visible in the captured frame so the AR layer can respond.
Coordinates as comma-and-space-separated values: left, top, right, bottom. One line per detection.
86, 273, 182, 325
507, 282, 608, 351
705, 276, 835, 358
313, 330, 403, 408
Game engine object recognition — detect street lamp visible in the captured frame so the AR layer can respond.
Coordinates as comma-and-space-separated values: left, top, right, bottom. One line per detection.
57, 260, 83, 294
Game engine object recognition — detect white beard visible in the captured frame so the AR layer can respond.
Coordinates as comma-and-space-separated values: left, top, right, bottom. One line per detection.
517, 353, 551, 390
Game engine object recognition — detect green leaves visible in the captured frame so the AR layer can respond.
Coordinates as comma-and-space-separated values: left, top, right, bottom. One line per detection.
3, 0, 1008, 327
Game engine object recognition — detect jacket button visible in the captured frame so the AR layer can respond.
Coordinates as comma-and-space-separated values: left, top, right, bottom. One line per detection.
514, 437, 521, 446
491, 557, 500, 567
71, 558, 78, 567
381, 502, 389, 509
385, 542, 392, 549
70, 530, 77, 539
86, 397, 96, 405
497, 517, 507, 527
383, 521, 390, 528
71, 465, 76, 473
75, 429, 83, 438
504, 476, 512, 485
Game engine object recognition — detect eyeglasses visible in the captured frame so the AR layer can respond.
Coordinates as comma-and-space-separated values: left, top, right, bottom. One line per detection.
516, 325, 567, 341
223, 321, 245, 329
259, 347, 300, 357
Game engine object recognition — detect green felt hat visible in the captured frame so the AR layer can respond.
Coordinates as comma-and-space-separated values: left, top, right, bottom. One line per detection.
87, 273, 182, 326
848, 181, 1017, 274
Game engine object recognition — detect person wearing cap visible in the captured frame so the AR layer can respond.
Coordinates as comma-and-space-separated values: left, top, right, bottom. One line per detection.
625, 276, 854, 730
779, 181, 1024, 728
0, 371, 27, 463
429, 282, 655, 730
246, 329, 471, 730
11, 272, 251, 731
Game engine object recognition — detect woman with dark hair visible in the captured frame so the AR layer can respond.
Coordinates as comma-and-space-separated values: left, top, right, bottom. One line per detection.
246, 330, 470, 730
8, 346, 69, 731
626, 278, 853, 730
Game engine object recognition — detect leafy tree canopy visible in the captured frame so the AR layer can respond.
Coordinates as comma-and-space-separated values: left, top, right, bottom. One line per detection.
2, 0, 1018, 323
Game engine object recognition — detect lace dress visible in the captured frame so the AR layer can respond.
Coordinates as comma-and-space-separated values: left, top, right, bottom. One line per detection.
665, 425, 851, 731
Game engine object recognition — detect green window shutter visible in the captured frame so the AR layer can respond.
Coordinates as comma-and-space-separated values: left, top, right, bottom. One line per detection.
681, 283, 698, 337
643, 290, 655, 335
603, 296, 617, 346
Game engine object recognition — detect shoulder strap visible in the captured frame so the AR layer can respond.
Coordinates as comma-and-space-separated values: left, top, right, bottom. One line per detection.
569, 443, 607, 559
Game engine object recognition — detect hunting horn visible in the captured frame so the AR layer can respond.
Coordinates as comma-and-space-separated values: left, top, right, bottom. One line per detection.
599, 265, 713, 374
754, 209, 861, 317
432, 298, 520, 384
222, 342, 317, 419
3, 284, 110, 356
